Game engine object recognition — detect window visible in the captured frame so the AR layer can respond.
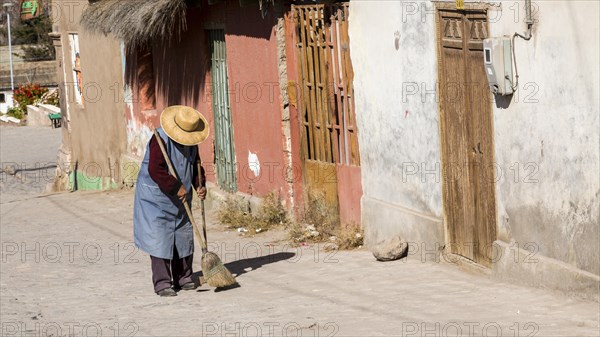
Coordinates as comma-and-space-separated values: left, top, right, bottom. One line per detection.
0, 93, 5, 104
68, 33, 84, 106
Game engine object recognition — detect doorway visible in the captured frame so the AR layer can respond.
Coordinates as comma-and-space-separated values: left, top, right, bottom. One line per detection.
436, 6, 497, 266
208, 29, 237, 193
291, 3, 362, 225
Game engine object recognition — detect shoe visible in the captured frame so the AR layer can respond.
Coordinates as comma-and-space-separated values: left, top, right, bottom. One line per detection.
157, 288, 177, 297
180, 282, 198, 291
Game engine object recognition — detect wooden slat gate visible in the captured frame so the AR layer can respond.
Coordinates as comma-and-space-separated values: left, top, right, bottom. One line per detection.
292, 3, 362, 225
436, 6, 497, 266
209, 29, 237, 193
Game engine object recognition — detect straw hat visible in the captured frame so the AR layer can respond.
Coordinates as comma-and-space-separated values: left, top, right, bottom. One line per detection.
160, 105, 209, 146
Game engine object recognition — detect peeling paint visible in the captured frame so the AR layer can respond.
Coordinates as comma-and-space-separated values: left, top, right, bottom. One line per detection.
248, 151, 260, 177
120, 41, 151, 159
127, 119, 153, 158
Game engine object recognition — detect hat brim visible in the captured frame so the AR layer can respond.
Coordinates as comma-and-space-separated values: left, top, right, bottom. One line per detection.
160, 105, 210, 146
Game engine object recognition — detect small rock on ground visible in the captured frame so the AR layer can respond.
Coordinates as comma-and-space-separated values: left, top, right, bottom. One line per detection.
372, 235, 408, 261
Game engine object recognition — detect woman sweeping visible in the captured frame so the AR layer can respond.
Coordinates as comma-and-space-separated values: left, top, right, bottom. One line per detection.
133, 105, 208, 297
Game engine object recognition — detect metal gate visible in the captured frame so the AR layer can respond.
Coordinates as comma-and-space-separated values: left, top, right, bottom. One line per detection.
209, 29, 237, 193
292, 3, 362, 224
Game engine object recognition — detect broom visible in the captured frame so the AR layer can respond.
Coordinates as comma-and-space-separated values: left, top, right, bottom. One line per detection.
153, 129, 237, 288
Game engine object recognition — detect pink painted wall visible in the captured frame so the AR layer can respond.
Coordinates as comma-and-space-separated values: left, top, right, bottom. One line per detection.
224, 3, 290, 200
126, 1, 293, 204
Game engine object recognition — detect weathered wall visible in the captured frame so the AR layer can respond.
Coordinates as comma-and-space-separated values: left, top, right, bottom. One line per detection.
350, 0, 599, 296
225, 2, 290, 202
348, 0, 444, 247
53, 0, 127, 190
126, 1, 292, 204
488, 2, 599, 277
120, 6, 215, 186
282, 9, 306, 218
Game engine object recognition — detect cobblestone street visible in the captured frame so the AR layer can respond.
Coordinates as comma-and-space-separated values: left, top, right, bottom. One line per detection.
1, 126, 599, 337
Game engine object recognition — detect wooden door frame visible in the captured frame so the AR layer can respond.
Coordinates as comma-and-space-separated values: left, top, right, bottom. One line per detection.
435, 3, 497, 266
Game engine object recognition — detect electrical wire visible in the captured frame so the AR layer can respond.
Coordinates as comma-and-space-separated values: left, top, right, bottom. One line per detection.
510, 0, 534, 93
509, 25, 532, 92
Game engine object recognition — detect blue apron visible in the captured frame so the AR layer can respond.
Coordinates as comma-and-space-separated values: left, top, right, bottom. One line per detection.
133, 127, 197, 259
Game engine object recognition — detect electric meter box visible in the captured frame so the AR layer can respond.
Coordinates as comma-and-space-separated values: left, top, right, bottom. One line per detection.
483, 37, 514, 96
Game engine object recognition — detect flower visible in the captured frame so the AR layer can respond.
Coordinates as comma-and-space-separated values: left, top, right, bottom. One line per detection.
12, 83, 48, 113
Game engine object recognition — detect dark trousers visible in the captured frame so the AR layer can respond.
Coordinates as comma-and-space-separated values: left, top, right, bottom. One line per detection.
150, 247, 193, 293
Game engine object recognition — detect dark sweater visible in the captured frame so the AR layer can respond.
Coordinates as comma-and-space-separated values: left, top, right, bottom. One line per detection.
148, 135, 204, 196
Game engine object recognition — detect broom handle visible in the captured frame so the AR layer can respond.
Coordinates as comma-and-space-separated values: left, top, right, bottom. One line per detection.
152, 129, 208, 253
198, 162, 208, 249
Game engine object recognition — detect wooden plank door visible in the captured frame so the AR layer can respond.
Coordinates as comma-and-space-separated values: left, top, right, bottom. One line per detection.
437, 6, 496, 266
209, 29, 237, 193
292, 3, 362, 225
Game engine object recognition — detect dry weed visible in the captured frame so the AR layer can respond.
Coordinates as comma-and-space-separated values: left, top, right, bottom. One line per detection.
216, 192, 288, 235
286, 191, 363, 250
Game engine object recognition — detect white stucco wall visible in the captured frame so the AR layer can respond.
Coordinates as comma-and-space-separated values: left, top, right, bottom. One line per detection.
349, 1, 443, 246
350, 0, 599, 276
489, 2, 599, 275
350, 1, 442, 216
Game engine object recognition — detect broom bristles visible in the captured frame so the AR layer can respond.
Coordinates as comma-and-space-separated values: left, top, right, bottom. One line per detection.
201, 252, 237, 288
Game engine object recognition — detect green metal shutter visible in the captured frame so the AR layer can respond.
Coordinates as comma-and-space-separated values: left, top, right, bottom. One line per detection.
209, 29, 237, 192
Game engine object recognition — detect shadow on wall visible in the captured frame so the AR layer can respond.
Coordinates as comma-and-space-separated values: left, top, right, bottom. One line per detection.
122, 8, 211, 108
495, 94, 513, 109
124, 46, 159, 108
123, 4, 278, 108
226, 1, 277, 40
154, 34, 210, 107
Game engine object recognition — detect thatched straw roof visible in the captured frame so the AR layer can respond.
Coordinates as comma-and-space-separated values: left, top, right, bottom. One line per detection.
80, 0, 187, 50
81, 0, 279, 50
